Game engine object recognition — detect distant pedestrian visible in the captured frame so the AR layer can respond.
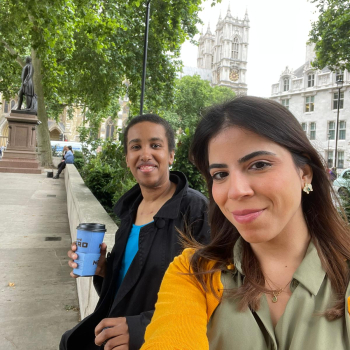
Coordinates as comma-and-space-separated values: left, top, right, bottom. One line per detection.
53, 146, 74, 179
329, 167, 337, 182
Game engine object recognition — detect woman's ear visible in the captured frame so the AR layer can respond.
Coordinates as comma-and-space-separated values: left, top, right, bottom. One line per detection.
300, 164, 313, 188
169, 150, 175, 166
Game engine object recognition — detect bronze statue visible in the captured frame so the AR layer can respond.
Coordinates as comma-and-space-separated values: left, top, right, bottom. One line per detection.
16, 56, 37, 113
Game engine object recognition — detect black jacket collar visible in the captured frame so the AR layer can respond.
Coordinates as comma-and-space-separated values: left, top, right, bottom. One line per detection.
113, 171, 189, 220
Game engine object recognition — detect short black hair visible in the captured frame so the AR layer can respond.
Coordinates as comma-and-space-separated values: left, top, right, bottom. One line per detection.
123, 114, 175, 154
68, 146, 72, 151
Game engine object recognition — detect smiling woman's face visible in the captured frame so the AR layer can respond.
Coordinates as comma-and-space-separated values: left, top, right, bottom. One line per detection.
208, 126, 312, 244
126, 121, 174, 190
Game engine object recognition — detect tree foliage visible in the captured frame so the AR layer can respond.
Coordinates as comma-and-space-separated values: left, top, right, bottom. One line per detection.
309, 0, 350, 71
161, 74, 236, 131
0, 0, 223, 115
0, 0, 222, 165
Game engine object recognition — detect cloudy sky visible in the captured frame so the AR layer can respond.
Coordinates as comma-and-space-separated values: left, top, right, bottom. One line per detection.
180, 0, 319, 97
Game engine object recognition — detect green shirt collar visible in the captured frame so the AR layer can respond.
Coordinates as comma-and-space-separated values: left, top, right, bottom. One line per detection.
293, 240, 326, 296
233, 238, 326, 296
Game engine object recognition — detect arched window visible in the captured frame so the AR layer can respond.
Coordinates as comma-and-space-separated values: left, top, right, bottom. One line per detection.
4, 101, 8, 113
105, 118, 116, 140
232, 37, 239, 59
10, 100, 15, 109
283, 78, 289, 92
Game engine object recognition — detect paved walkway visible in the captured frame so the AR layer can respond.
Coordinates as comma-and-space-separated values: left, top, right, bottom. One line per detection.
0, 173, 79, 350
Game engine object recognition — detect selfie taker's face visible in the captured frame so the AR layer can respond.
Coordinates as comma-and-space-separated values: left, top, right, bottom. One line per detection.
126, 122, 174, 189
208, 126, 311, 244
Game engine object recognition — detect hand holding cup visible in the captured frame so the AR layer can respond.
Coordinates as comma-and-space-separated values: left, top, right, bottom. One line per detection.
68, 223, 107, 277
68, 242, 107, 278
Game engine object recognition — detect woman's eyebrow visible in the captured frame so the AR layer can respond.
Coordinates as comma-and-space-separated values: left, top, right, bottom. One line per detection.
209, 163, 228, 171
238, 151, 276, 163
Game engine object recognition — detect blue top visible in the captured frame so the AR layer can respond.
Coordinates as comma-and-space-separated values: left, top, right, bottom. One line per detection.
64, 150, 74, 164
116, 222, 153, 289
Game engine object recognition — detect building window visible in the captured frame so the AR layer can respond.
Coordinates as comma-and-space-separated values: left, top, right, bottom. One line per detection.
305, 96, 315, 112
283, 78, 289, 91
333, 92, 344, 110
308, 74, 315, 87
339, 121, 346, 140
327, 150, 334, 168
301, 122, 307, 132
10, 100, 15, 109
105, 118, 115, 140
4, 101, 8, 113
328, 121, 335, 140
338, 151, 344, 169
232, 37, 239, 59
309, 122, 316, 140
281, 99, 289, 109
336, 71, 344, 82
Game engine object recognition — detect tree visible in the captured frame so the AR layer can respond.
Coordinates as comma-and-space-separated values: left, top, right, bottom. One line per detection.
0, 1, 88, 165
309, 0, 350, 71
161, 74, 236, 132
0, 0, 221, 166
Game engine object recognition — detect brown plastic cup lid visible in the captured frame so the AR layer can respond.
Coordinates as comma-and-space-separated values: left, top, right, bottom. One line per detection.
76, 223, 106, 232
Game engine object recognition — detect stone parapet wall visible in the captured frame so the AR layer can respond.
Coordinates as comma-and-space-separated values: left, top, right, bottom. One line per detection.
64, 164, 117, 319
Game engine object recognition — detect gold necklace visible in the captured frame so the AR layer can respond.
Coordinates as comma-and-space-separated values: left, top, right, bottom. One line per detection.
265, 277, 292, 303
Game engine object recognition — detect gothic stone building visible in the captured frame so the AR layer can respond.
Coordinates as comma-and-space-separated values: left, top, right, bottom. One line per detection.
180, 6, 249, 95
271, 44, 350, 170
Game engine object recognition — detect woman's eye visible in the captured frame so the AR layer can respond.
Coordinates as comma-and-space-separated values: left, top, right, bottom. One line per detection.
152, 144, 161, 149
251, 161, 271, 170
212, 172, 228, 180
131, 145, 140, 150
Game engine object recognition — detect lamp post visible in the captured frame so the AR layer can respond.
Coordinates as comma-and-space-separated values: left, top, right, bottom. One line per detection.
334, 78, 344, 170
327, 132, 331, 168
140, 0, 151, 116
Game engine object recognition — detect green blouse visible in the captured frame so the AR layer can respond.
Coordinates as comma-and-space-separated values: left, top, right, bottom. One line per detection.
207, 239, 350, 350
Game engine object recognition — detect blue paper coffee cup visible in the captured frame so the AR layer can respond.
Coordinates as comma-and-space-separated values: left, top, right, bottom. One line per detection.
73, 223, 106, 277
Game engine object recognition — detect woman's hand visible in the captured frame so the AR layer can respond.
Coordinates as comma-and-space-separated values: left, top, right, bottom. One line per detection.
67, 242, 107, 278
95, 317, 129, 350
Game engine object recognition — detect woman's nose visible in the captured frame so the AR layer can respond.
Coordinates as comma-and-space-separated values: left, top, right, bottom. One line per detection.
227, 173, 254, 200
140, 147, 152, 161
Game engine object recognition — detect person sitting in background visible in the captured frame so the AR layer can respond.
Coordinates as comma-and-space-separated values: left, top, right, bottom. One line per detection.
141, 96, 350, 350
53, 145, 74, 179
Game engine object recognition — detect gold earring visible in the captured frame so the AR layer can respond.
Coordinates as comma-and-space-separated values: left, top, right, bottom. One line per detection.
303, 183, 313, 194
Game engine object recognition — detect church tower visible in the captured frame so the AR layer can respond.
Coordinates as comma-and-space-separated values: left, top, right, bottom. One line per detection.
197, 6, 249, 95
197, 24, 215, 70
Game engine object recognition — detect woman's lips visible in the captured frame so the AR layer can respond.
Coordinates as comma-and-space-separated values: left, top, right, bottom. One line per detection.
231, 209, 265, 224
138, 165, 156, 173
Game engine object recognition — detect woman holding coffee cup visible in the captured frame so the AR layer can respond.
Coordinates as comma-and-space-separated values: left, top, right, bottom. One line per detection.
60, 114, 210, 350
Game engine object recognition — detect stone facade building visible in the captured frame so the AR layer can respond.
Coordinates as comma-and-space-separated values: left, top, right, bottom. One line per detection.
270, 44, 350, 170
180, 6, 249, 95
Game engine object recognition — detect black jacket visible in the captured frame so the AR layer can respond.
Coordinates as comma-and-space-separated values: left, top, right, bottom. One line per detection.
61, 171, 210, 350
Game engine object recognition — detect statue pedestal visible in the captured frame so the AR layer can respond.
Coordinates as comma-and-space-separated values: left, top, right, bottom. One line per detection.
0, 110, 42, 174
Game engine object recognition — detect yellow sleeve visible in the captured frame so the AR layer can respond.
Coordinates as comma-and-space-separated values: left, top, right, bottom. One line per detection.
141, 248, 221, 350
